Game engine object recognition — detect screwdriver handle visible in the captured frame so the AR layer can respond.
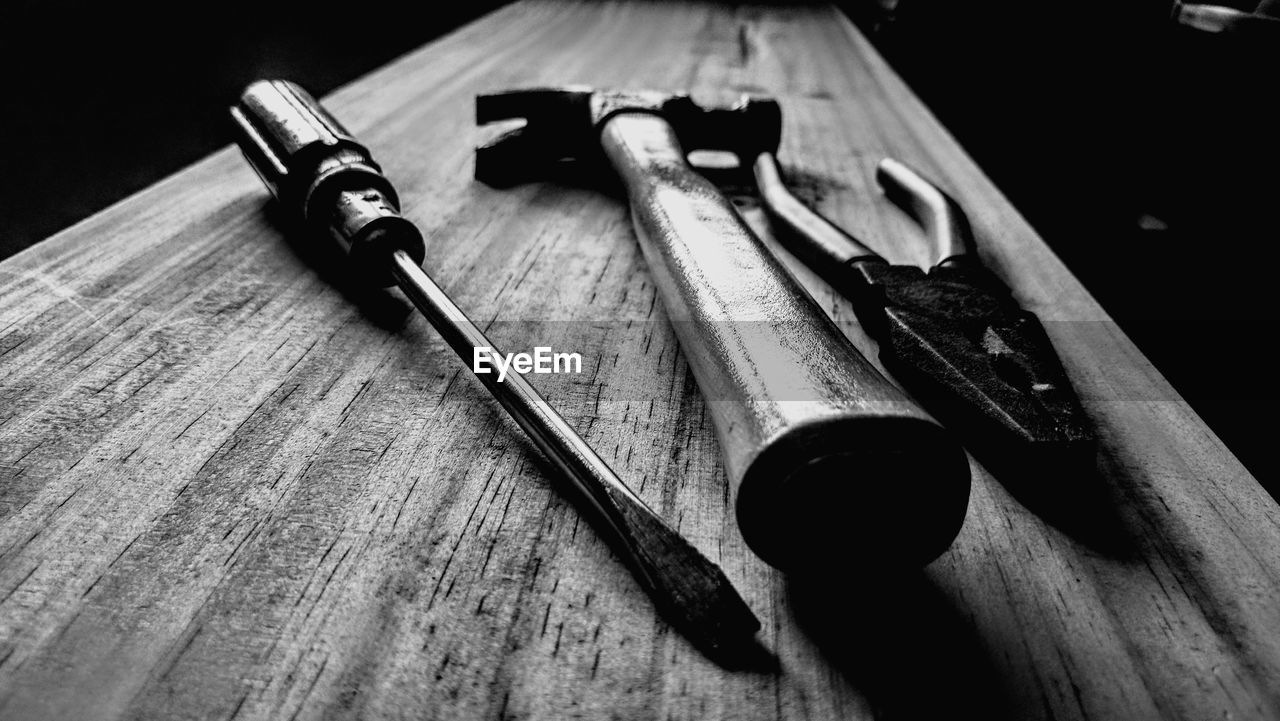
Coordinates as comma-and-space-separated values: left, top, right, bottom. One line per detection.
230, 80, 425, 285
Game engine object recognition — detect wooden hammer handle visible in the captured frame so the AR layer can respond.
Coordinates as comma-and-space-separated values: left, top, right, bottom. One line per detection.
599, 113, 971, 572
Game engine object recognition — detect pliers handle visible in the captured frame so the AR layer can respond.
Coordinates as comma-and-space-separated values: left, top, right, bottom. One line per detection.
753, 155, 973, 273
751, 152, 1095, 470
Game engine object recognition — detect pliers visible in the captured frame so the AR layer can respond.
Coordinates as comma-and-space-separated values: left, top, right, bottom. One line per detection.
751, 153, 1095, 471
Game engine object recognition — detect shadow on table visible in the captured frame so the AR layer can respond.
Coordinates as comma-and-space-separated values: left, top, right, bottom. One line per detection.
788, 570, 1013, 720
975, 449, 1138, 561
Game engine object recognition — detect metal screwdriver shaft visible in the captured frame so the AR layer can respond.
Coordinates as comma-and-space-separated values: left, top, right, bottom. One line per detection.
388, 250, 760, 653
230, 80, 759, 656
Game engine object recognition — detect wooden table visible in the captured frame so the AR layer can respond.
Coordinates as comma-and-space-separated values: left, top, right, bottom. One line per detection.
2, 2, 1277, 719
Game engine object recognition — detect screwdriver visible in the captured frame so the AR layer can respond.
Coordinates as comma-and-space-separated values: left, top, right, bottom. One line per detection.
229, 80, 759, 658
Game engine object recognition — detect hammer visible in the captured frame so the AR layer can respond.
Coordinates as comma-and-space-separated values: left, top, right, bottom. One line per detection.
476, 88, 972, 572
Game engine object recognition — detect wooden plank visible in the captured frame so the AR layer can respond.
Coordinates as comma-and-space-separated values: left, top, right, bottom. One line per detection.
1, 2, 1277, 719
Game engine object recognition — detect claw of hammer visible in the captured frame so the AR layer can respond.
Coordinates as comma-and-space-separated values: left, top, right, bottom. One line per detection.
476, 86, 781, 186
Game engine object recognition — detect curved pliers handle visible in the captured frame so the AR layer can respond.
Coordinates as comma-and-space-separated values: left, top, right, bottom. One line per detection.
752, 153, 1096, 468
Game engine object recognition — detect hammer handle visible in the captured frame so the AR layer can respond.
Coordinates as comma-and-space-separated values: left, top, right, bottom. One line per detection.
599, 113, 970, 571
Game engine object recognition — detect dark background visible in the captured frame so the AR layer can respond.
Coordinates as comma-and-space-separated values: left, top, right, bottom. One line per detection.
3, 1, 1274, 494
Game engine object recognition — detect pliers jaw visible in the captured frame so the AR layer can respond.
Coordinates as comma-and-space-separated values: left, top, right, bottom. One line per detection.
752, 152, 1097, 473
839, 256, 1095, 472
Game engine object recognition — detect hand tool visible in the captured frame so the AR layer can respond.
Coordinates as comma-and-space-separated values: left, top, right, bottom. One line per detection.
1171, 0, 1280, 34
228, 79, 759, 657
752, 152, 1095, 473
476, 88, 971, 573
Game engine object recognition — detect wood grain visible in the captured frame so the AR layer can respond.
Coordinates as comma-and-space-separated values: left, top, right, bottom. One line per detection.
1, 2, 1277, 719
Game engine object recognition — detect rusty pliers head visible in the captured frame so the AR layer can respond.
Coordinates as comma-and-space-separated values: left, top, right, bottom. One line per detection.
840, 159, 1095, 466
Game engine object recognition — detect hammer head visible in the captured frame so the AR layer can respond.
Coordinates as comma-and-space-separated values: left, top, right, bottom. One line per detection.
475, 86, 782, 187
